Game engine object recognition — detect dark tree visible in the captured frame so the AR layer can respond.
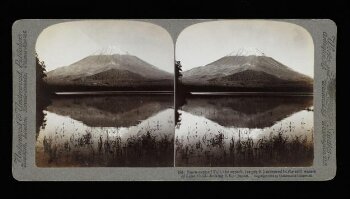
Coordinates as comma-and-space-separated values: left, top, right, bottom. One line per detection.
174, 61, 186, 127
35, 53, 51, 140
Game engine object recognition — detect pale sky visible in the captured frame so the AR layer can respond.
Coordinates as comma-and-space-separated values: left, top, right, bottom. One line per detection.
36, 20, 174, 73
176, 20, 314, 77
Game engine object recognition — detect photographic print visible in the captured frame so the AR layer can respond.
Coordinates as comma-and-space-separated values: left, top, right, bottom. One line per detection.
35, 20, 175, 167
175, 20, 314, 167
12, 19, 336, 180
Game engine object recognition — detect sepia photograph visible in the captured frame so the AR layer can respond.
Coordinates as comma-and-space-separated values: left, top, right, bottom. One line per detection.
11, 18, 337, 181
35, 20, 175, 167
175, 20, 314, 167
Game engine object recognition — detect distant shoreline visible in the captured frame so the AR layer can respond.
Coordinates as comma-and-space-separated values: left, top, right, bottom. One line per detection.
54, 91, 313, 96
55, 91, 174, 95
189, 92, 313, 96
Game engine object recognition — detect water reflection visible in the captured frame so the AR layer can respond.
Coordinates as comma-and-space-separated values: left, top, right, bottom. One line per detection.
175, 95, 314, 167
36, 94, 174, 167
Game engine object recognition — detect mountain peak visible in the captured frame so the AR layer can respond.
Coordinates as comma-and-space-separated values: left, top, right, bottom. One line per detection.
202, 48, 272, 68
182, 54, 313, 92
92, 45, 131, 56
225, 48, 266, 57
205, 54, 274, 68
46, 52, 174, 89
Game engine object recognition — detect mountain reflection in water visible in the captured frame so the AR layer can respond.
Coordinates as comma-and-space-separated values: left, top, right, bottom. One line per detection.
175, 95, 314, 167
36, 94, 314, 167
47, 95, 174, 127
181, 95, 313, 128
36, 94, 174, 167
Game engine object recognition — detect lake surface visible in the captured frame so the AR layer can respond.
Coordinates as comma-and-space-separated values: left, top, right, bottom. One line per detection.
175, 95, 314, 167
36, 94, 174, 167
36, 93, 314, 167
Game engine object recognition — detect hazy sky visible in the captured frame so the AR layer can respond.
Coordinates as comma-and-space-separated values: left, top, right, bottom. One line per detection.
176, 20, 314, 77
36, 20, 174, 73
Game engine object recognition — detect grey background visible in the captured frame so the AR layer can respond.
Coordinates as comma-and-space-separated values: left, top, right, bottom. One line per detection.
12, 19, 336, 181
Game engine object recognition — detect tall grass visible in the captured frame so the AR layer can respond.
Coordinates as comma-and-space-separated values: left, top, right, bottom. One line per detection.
176, 128, 313, 167
37, 128, 174, 167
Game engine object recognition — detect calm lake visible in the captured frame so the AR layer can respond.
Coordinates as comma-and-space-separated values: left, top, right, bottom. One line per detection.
36, 93, 313, 167
36, 94, 175, 167
175, 95, 314, 167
